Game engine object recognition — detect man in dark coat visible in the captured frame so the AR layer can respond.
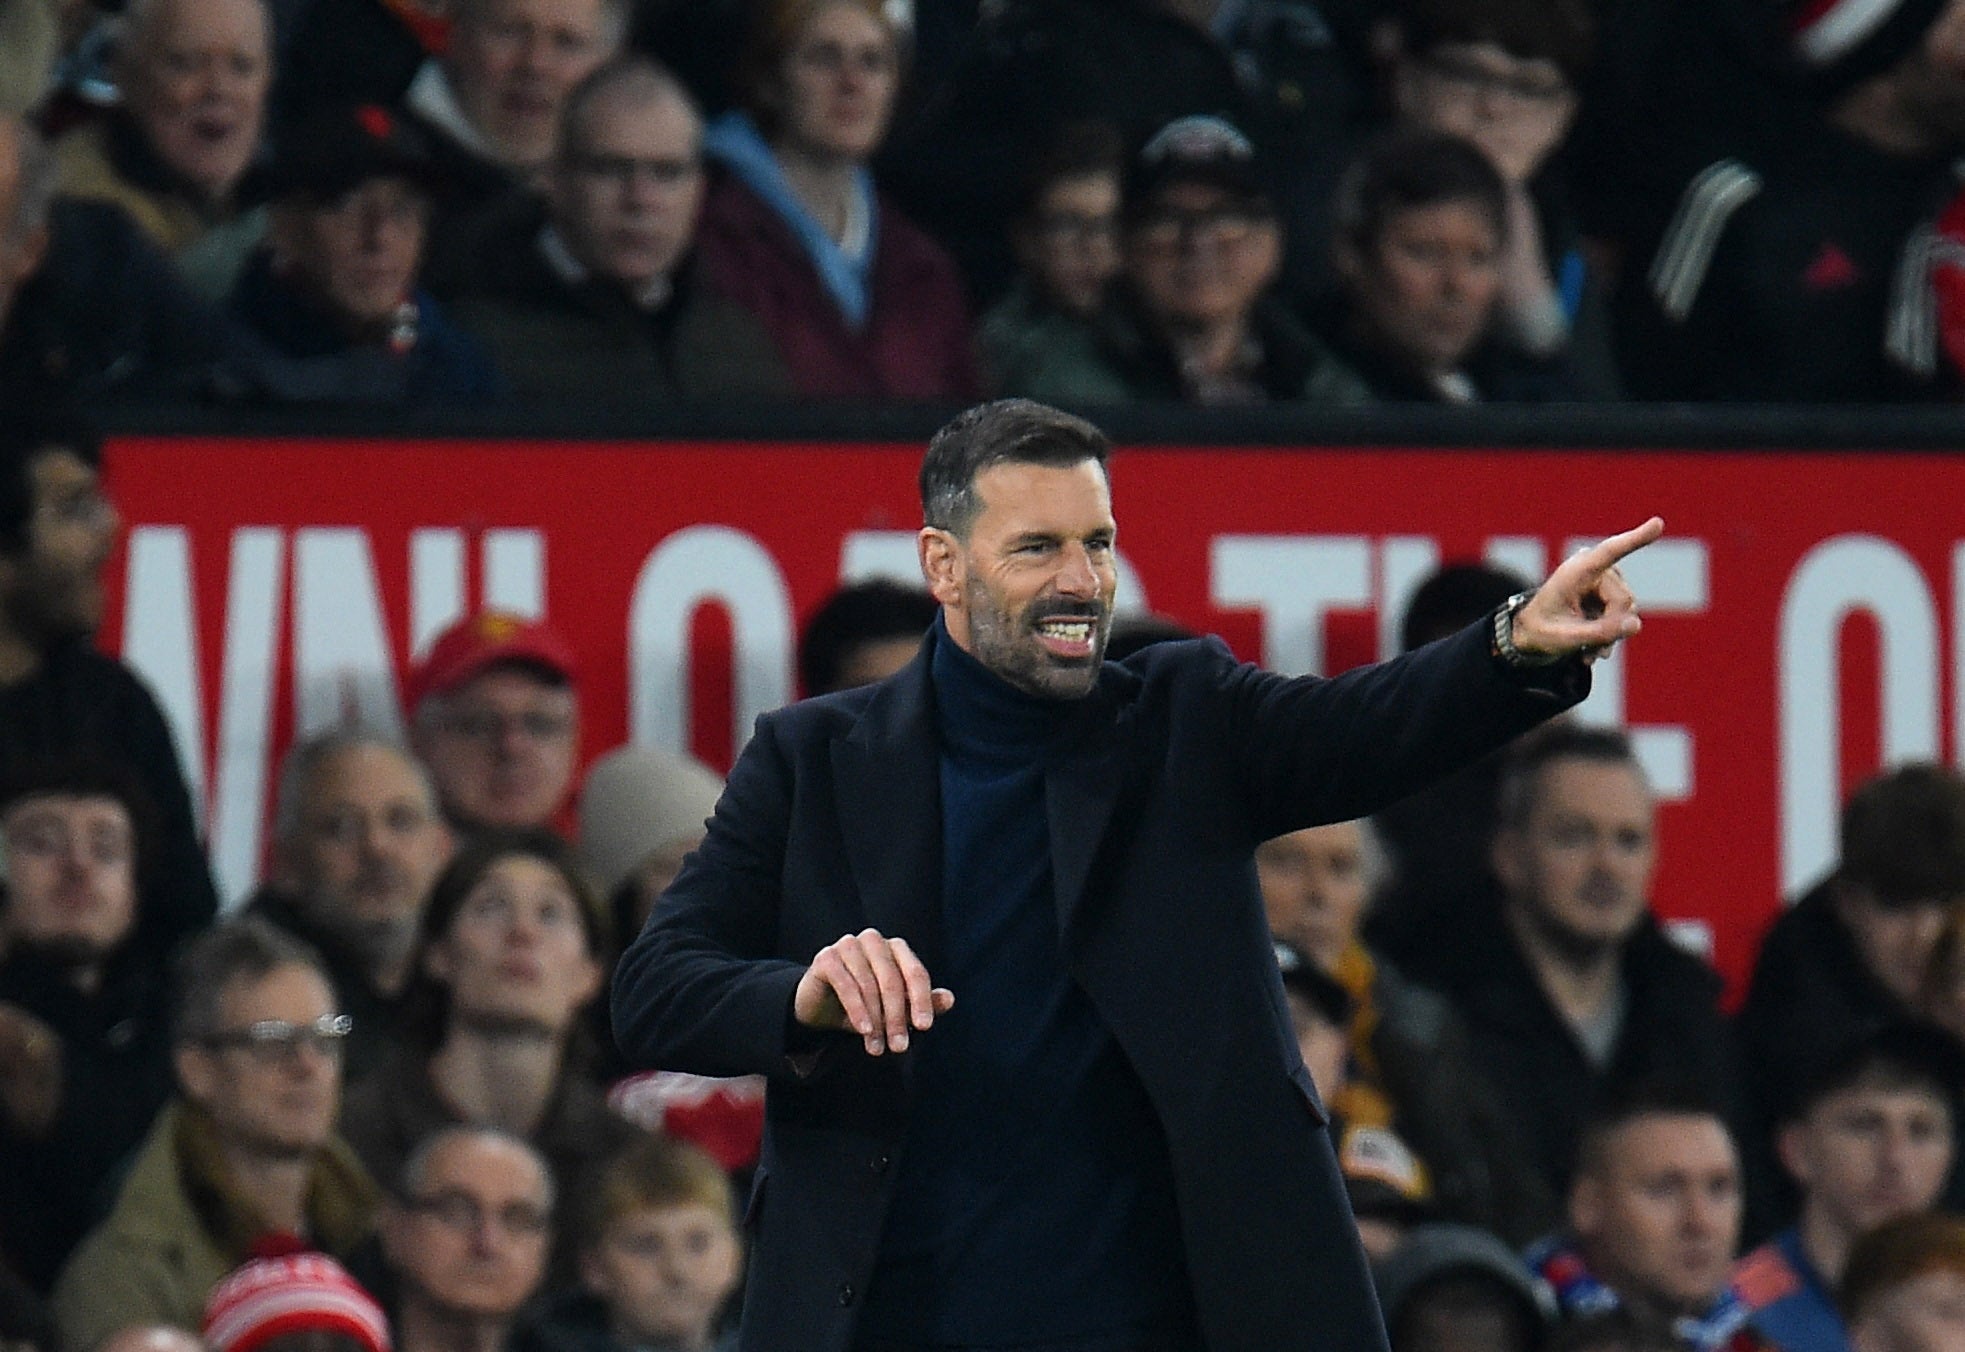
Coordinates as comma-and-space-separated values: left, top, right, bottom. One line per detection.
612, 398, 1661, 1352
447, 58, 789, 404
1427, 723, 1739, 1219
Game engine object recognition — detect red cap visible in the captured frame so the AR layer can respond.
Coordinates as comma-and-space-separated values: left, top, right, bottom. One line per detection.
408, 610, 577, 710
202, 1253, 391, 1352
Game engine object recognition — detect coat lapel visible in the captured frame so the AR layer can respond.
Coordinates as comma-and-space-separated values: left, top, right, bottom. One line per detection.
831, 650, 945, 971
1046, 673, 1142, 942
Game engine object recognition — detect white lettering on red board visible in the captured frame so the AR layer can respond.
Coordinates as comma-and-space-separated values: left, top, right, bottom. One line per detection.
1778, 535, 1943, 896
121, 523, 1959, 912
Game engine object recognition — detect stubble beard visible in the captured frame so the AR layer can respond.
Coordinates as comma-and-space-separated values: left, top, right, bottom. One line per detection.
963, 576, 1110, 701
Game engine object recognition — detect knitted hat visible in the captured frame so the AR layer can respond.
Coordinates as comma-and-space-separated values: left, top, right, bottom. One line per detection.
202, 1252, 391, 1352
1788, 0, 1948, 93
578, 744, 725, 897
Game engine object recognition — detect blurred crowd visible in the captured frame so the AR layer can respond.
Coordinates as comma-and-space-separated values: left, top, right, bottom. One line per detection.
5, 399, 1965, 1352
6, 0, 1965, 412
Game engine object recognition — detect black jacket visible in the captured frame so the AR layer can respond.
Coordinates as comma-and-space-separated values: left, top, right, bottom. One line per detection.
612, 620, 1585, 1352
1434, 906, 1739, 1204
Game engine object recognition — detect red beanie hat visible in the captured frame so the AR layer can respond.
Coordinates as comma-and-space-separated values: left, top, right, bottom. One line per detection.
202, 1253, 391, 1352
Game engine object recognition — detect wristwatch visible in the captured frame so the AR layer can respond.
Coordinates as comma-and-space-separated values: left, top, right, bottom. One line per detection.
1491, 591, 1561, 668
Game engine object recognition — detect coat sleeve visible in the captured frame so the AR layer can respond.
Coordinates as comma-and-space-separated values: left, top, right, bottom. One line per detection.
1209, 619, 1585, 841
609, 713, 824, 1082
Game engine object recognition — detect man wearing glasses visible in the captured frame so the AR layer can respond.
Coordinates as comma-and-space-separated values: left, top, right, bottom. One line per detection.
379, 1126, 554, 1352
52, 917, 380, 1350
409, 610, 582, 838
448, 58, 789, 404
0, 761, 173, 1294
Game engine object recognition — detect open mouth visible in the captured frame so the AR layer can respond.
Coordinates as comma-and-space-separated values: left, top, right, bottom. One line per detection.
1033, 614, 1099, 659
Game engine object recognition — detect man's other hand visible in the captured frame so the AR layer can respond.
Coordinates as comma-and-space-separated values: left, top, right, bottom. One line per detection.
794, 929, 954, 1056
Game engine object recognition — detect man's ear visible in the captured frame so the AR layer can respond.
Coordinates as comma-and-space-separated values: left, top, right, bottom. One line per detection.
1775, 1120, 1812, 1191
918, 527, 964, 609
175, 1042, 217, 1107
1568, 1172, 1602, 1238
1491, 827, 1524, 895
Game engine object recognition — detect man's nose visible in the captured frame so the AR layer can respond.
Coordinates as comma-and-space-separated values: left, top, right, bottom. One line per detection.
1056, 545, 1099, 597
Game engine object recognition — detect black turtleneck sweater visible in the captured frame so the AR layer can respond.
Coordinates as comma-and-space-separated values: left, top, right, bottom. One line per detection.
859, 624, 1192, 1350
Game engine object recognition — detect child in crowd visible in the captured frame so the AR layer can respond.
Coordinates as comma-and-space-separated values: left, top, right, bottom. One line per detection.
522, 1134, 744, 1352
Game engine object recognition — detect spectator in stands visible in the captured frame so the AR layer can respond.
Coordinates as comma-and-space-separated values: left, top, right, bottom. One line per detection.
0, 404, 218, 949
1841, 1213, 1965, 1352
53, 918, 379, 1350
52, 0, 271, 299
1731, 1023, 1961, 1352
694, 0, 979, 400
2, 118, 232, 399
1367, 560, 1534, 988
250, 731, 455, 1080
1380, 0, 1617, 397
796, 578, 937, 698
200, 1250, 391, 1352
1312, 127, 1579, 402
0, 762, 174, 1294
1261, 818, 1556, 1244
1618, 0, 1965, 400
1528, 1083, 1750, 1348
231, 103, 504, 407
339, 832, 639, 1248
874, 0, 1373, 305
577, 743, 722, 941
518, 1134, 741, 1352
1738, 765, 1965, 1202
400, 0, 623, 203
448, 59, 789, 404
1273, 940, 1434, 1263
1435, 724, 1736, 1203
1005, 114, 1371, 405
978, 121, 1125, 395
1375, 1222, 1554, 1352
380, 1127, 553, 1352
408, 611, 580, 836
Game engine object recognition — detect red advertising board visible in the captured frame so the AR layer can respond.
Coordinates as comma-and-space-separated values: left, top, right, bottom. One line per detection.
99, 435, 1965, 992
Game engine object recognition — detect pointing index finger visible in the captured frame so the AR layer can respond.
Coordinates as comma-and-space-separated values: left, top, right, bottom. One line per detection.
1580, 517, 1665, 575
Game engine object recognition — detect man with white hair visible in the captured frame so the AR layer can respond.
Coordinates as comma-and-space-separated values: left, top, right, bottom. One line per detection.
403, 0, 625, 204
52, 0, 272, 298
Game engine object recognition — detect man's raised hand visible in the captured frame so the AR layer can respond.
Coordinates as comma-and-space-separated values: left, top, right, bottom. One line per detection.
794, 929, 954, 1057
1515, 517, 1665, 663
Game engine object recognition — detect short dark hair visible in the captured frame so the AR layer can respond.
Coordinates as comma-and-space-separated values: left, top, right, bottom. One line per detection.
1839, 764, 1965, 907
1400, 562, 1529, 652
173, 916, 331, 1044
1394, 0, 1595, 83
919, 399, 1110, 537
1780, 1019, 1965, 1127
1333, 127, 1508, 259
1495, 723, 1644, 830
0, 757, 161, 904
0, 399, 102, 558
1572, 1078, 1729, 1181
1014, 119, 1126, 219
798, 579, 937, 696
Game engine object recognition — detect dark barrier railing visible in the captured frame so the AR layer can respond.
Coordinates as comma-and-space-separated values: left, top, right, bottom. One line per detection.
97, 400, 1965, 451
